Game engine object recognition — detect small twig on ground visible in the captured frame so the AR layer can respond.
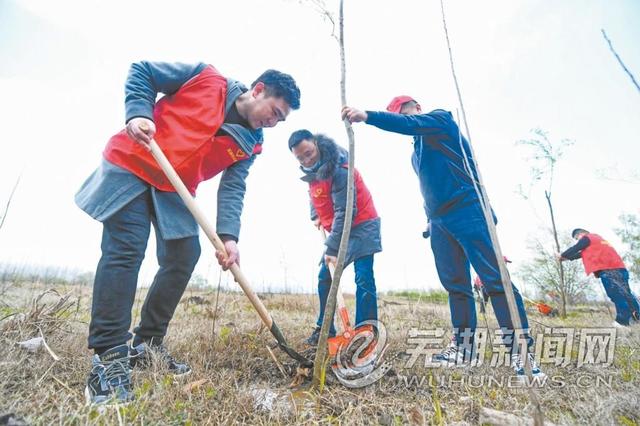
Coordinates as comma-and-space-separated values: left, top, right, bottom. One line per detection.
52, 375, 77, 395
36, 362, 56, 386
410, 294, 422, 316
38, 328, 60, 361
116, 404, 124, 426
182, 378, 210, 394
211, 269, 223, 341
266, 345, 288, 379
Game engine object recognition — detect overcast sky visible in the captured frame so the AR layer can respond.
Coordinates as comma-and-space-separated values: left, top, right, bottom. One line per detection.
1, 0, 639, 297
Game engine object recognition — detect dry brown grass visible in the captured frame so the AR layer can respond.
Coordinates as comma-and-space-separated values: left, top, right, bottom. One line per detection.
1, 282, 639, 425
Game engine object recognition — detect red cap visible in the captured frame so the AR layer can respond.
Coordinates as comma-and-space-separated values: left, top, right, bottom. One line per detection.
503, 256, 512, 263
386, 95, 416, 113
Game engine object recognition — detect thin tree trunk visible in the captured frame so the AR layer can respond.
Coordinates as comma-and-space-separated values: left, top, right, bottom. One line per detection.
312, 0, 356, 390
544, 190, 567, 317
439, 1, 544, 425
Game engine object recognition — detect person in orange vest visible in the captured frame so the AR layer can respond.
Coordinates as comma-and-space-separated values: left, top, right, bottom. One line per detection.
288, 130, 381, 346
75, 61, 300, 405
559, 228, 640, 326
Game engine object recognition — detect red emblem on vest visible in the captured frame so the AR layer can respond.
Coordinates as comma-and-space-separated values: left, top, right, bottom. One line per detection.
103, 66, 260, 195
309, 166, 378, 232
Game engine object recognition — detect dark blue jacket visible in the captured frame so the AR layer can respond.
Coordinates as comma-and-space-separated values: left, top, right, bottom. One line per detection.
365, 109, 482, 219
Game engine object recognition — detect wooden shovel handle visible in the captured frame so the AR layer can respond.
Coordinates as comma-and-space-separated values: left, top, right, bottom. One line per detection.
147, 138, 273, 329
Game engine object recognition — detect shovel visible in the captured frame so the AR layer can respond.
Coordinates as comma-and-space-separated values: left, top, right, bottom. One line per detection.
146, 136, 312, 367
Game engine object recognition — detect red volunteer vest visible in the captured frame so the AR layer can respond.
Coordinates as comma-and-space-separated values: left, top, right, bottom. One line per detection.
581, 233, 625, 275
104, 65, 261, 194
309, 166, 378, 232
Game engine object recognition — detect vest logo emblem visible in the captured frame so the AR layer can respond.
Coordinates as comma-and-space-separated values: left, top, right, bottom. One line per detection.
226, 148, 246, 162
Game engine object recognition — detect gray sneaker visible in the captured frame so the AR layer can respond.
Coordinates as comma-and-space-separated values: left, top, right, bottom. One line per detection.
431, 342, 469, 367
85, 344, 134, 405
130, 342, 191, 376
511, 352, 546, 383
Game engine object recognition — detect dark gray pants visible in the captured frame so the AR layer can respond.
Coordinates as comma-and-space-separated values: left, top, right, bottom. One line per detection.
88, 191, 200, 350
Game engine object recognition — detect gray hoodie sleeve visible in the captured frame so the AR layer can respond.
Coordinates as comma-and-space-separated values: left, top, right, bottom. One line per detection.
124, 61, 207, 123
325, 168, 358, 256
216, 155, 257, 242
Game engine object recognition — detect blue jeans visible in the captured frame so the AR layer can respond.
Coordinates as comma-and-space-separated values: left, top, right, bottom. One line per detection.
88, 190, 201, 350
600, 268, 640, 325
430, 206, 532, 351
316, 254, 378, 335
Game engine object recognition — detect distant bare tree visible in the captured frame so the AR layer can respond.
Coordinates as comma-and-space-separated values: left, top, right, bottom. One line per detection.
615, 212, 640, 281
518, 230, 596, 306
595, 166, 640, 185
517, 129, 573, 317
188, 273, 208, 289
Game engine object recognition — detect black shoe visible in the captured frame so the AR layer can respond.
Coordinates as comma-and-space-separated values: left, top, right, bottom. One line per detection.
304, 327, 335, 346
85, 344, 134, 405
130, 342, 191, 376
305, 327, 321, 346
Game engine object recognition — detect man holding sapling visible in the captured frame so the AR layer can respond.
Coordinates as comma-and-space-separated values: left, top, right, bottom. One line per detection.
559, 228, 640, 327
342, 97, 544, 380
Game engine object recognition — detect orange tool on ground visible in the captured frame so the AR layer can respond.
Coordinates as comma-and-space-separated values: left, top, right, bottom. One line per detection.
319, 228, 357, 357
523, 296, 558, 317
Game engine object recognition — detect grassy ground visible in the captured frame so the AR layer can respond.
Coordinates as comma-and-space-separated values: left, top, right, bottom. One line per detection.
1, 282, 639, 425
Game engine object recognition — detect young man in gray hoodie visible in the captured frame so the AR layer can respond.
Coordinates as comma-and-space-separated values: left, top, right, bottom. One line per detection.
76, 61, 300, 404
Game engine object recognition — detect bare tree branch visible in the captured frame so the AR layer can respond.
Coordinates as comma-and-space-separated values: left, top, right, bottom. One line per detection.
595, 166, 640, 184
516, 130, 573, 317
0, 173, 22, 232
299, 0, 338, 41
601, 29, 640, 93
